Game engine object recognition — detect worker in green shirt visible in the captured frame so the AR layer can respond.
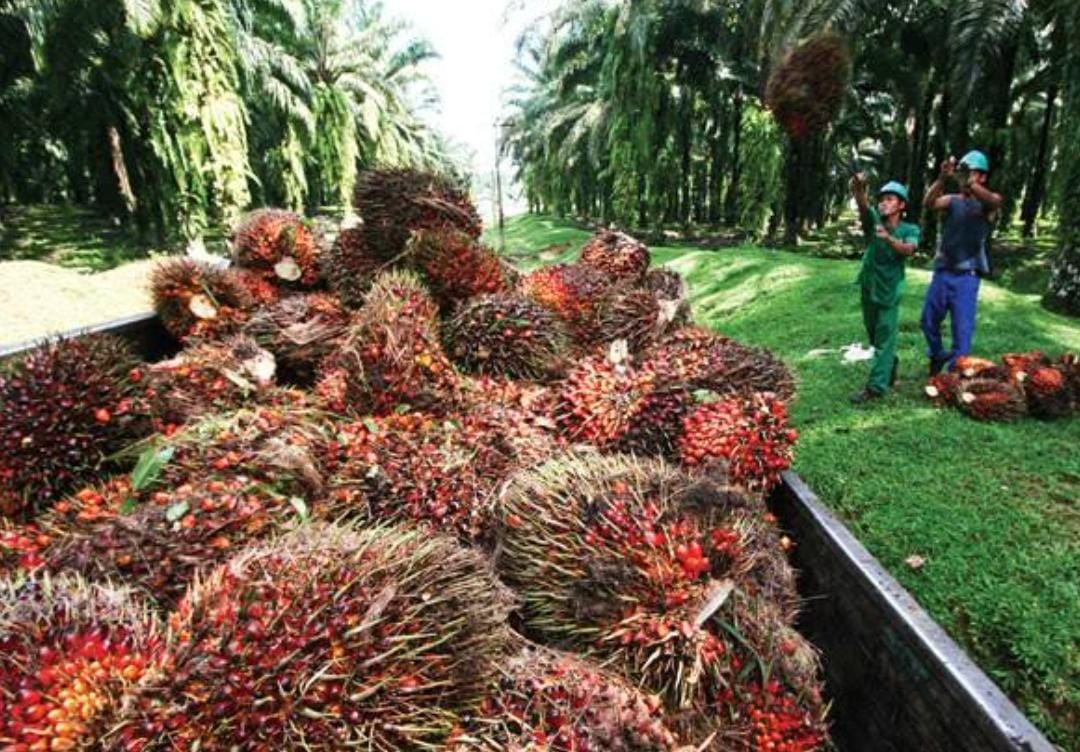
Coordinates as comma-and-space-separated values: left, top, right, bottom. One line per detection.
849, 174, 920, 403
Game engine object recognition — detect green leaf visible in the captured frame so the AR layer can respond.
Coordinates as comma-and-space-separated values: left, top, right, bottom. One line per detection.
165, 501, 190, 523
131, 445, 175, 492
362, 417, 379, 433
119, 497, 139, 515
289, 496, 309, 521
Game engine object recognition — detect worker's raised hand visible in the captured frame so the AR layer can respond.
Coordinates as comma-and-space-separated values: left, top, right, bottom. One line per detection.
849, 172, 868, 202
939, 157, 956, 179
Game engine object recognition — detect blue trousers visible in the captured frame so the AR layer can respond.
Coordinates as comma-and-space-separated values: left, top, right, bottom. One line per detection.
920, 270, 980, 368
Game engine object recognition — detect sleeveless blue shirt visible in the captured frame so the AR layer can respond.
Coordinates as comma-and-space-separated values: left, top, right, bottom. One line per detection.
935, 197, 989, 273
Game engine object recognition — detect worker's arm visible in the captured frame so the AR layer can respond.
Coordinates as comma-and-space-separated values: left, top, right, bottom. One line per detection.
850, 173, 875, 237
923, 158, 955, 212
876, 225, 918, 257
968, 178, 1004, 211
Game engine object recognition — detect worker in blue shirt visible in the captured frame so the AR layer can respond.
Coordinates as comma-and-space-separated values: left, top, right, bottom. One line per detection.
920, 150, 1004, 375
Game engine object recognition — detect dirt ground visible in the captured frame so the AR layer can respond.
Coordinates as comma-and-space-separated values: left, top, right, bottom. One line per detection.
0, 259, 158, 349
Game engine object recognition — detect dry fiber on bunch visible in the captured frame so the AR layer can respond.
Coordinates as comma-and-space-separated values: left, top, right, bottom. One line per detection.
231, 208, 320, 286
243, 292, 348, 380
149, 258, 254, 342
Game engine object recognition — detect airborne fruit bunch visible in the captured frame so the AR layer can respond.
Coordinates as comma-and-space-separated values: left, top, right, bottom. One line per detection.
444, 293, 569, 380
678, 394, 798, 493
316, 271, 460, 414
1, 335, 146, 519
578, 229, 651, 284
243, 292, 348, 382
556, 355, 660, 447
149, 258, 255, 342
231, 208, 320, 287
1025, 365, 1073, 419
520, 263, 613, 344
765, 32, 851, 140
0, 576, 160, 752
954, 378, 1027, 422
321, 225, 387, 308
407, 228, 509, 309
113, 523, 511, 751
353, 167, 482, 260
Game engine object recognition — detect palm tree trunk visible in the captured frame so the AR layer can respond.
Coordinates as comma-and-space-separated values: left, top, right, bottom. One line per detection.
1022, 86, 1056, 238
724, 89, 744, 227
107, 125, 137, 215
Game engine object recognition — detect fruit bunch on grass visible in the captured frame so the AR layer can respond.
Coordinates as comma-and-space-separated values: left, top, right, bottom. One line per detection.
578, 229, 651, 284
556, 354, 662, 448
924, 372, 961, 407
243, 292, 348, 383
231, 208, 320, 287
315, 271, 461, 415
954, 378, 1027, 422
444, 293, 570, 380
111, 522, 511, 751
140, 335, 277, 429
407, 228, 510, 309
354, 167, 482, 260
321, 225, 389, 308
1059, 353, 1080, 404
452, 645, 682, 751
951, 355, 1002, 379
1, 335, 147, 520
1025, 365, 1073, 419
149, 258, 255, 342
0, 575, 161, 752
521, 263, 613, 344
678, 394, 798, 494
765, 32, 851, 141
1001, 351, 1050, 382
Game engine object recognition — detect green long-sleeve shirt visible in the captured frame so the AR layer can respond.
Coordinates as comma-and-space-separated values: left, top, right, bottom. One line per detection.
855, 207, 920, 307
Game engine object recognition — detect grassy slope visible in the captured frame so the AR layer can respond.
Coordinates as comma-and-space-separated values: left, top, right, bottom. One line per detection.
495, 214, 1080, 748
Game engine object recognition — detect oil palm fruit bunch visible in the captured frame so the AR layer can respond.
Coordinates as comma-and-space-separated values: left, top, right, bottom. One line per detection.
454, 645, 682, 751
243, 292, 348, 383
230, 267, 282, 308
353, 167, 482, 260
556, 354, 661, 447
721, 678, 829, 752
678, 394, 798, 494
315, 271, 460, 415
321, 225, 388, 309
644, 267, 688, 303
0, 575, 161, 752
43, 475, 307, 608
1, 520, 52, 578
954, 378, 1027, 422
578, 229, 651, 284
141, 335, 277, 429
597, 288, 679, 353
149, 258, 255, 342
407, 228, 510, 310
618, 389, 696, 459
1058, 353, 1079, 404
951, 355, 1003, 380
231, 208, 320, 287
495, 453, 817, 722
1, 335, 147, 520
444, 293, 570, 380
460, 376, 562, 451
111, 522, 511, 751
765, 32, 851, 140
520, 263, 613, 344
1001, 351, 1050, 384
924, 372, 960, 407
1024, 365, 1073, 419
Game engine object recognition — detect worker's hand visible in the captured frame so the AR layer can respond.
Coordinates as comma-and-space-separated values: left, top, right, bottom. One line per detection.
939, 157, 956, 179
875, 225, 892, 241
850, 172, 868, 193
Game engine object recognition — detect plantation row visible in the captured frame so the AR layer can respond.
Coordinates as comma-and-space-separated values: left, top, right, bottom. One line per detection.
1, 169, 823, 751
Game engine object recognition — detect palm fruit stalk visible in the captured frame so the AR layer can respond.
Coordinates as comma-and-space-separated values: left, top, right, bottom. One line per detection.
578, 229, 651, 284
354, 167, 482, 260
765, 32, 851, 140
231, 207, 320, 287
1024, 365, 1073, 419
0, 575, 161, 752
954, 378, 1027, 422
520, 263, 614, 344
556, 354, 661, 448
597, 287, 680, 353
315, 270, 460, 415
452, 644, 682, 751
243, 292, 348, 384
924, 372, 961, 408
678, 394, 798, 494
496, 449, 825, 739
1, 335, 147, 520
321, 225, 389, 309
140, 335, 277, 429
149, 258, 255, 342
110, 522, 511, 751
444, 293, 570, 380
407, 227, 510, 310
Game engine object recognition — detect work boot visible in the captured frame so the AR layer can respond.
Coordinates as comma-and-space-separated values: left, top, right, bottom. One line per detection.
850, 387, 884, 405
890, 357, 900, 387
928, 355, 948, 377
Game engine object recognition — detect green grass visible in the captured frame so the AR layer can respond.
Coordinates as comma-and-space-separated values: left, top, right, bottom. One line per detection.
497, 213, 1080, 749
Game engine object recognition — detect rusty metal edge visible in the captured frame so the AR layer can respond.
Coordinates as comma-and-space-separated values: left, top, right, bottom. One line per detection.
776, 470, 1056, 752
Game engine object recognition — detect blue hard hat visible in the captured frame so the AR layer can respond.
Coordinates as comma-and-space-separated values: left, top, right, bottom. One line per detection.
878, 181, 909, 203
959, 150, 990, 172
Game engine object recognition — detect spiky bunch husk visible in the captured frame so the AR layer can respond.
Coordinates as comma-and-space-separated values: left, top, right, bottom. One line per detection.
1, 520, 52, 578
556, 356, 661, 447
149, 258, 254, 342
954, 378, 1027, 422
924, 372, 960, 407
644, 267, 689, 303
231, 208, 320, 286
461, 376, 563, 450
408, 228, 510, 309
520, 263, 613, 343
1025, 366, 1073, 419
618, 389, 697, 459
111, 522, 511, 751
1, 335, 146, 520
578, 230, 651, 284
951, 355, 1000, 379
140, 335, 277, 429
230, 267, 282, 308
454, 645, 681, 751
764, 32, 851, 140
315, 271, 460, 414
42, 475, 306, 608
445, 293, 570, 380
0, 575, 161, 751
678, 394, 798, 494
597, 288, 680, 352
321, 225, 389, 308
494, 453, 813, 717
243, 292, 348, 380
353, 167, 482, 260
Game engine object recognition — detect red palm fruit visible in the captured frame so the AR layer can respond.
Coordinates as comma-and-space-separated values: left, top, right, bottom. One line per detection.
618, 388, 696, 459
1058, 353, 1079, 405
678, 394, 797, 494
243, 292, 348, 382
321, 225, 389, 308
0, 575, 161, 752
578, 229, 651, 283
1, 335, 147, 519
407, 228, 510, 309
520, 263, 614, 344
951, 355, 1000, 379
231, 208, 320, 286
353, 167, 482, 260
556, 355, 660, 447
727, 679, 829, 752
111, 522, 511, 751
1025, 365, 1073, 419
149, 258, 255, 342
0, 520, 52, 578
765, 32, 851, 140
954, 378, 1027, 422
1001, 351, 1050, 384
230, 267, 282, 307
924, 372, 961, 407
